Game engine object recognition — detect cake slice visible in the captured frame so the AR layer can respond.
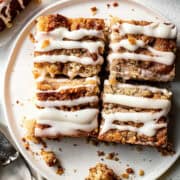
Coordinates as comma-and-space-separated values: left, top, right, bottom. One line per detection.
0, 0, 31, 31
33, 14, 105, 79
31, 76, 100, 138
108, 18, 177, 82
98, 80, 172, 147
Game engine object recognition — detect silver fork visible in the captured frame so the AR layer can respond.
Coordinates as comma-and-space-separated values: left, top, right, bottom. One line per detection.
0, 124, 46, 180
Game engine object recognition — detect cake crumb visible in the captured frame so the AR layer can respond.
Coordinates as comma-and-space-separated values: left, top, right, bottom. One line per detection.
107, 3, 110, 8
90, 7, 98, 16
56, 166, 64, 175
128, 36, 136, 45
97, 151, 105, 157
41, 40, 50, 49
23, 141, 30, 151
16, 100, 24, 106
121, 173, 129, 179
113, 1, 119, 7
157, 142, 175, 156
41, 150, 57, 167
105, 152, 119, 161
29, 33, 35, 43
139, 169, 144, 176
126, 168, 134, 174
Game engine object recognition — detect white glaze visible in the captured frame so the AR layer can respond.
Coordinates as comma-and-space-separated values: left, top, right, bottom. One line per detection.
100, 120, 167, 137
35, 40, 104, 53
110, 39, 145, 51
102, 109, 168, 123
34, 54, 104, 65
103, 93, 171, 109
36, 108, 98, 124
36, 96, 98, 107
112, 22, 177, 39
35, 118, 97, 136
36, 27, 104, 40
36, 76, 99, 83
108, 49, 175, 65
147, 46, 175, 65
35, 108, 98, 136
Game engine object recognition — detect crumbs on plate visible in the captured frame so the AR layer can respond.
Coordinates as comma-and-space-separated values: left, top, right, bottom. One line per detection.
90, 6, 98, 16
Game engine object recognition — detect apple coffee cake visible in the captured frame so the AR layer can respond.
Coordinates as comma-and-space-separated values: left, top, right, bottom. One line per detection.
108, 18, 177, 82
98, 80, 172, 147
33, 14, 105, 79
31, 76, 100, 138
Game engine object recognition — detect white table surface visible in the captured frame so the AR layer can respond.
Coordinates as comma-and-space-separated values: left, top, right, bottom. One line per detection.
0, 0, 179, 179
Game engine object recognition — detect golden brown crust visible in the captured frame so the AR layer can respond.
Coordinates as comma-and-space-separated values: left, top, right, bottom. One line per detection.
36, 14, 69, 32
85, 163, 118, 180
98, 121, 167, 146
69, 17, 105, 30
36, 14, 105, 32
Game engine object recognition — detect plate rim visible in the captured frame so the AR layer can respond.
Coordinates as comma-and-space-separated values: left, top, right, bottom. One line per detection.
2, 0, 180, 179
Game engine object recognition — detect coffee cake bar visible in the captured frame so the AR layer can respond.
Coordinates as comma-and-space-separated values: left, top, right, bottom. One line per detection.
32, 76, 100, 138
33, 14, 105, 79
98, 80, 172, 146
0, 0, 31, 31
108, 18, 177, 82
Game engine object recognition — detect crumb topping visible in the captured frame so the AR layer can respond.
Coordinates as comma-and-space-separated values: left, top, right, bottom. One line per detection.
138, 169, 144, 176
113, 2, 119, 7
90, 7, 98, 16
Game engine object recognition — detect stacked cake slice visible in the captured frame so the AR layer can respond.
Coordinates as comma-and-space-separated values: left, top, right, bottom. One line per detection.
30, 14, 106, 139
34, 77, 100, 138
33, 14, 105, 79
100, 17, 177, 147
108, 18, 177, 82
98, 80, 172, 146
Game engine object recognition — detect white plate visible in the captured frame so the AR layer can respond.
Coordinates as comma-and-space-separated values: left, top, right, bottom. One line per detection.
3, 0, 180, 179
